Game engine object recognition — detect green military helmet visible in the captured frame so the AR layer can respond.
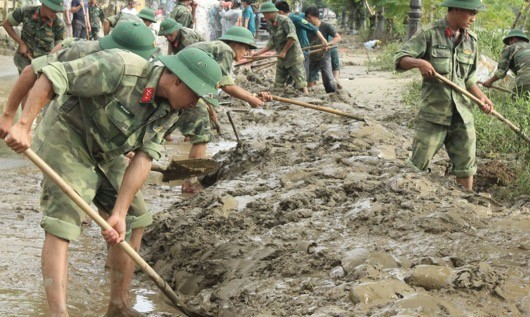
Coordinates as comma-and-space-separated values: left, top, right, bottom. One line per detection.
99, 21, 157, 60
219, 26, 257, 49
138, 8, 157, 23
259, 1, 279, 13
158, 47, 222, 99
41, 0, 64, 12
503, 28, 530, 45
159, 18, 183, 35
440, 0, 486, 11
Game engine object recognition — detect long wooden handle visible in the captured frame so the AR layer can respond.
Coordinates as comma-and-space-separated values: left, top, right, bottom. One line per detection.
477, 81, 514, 94
23, 149, 202, 317
435, 73, 530, 145
309, 45, 337, 54
271, 95, 364, 121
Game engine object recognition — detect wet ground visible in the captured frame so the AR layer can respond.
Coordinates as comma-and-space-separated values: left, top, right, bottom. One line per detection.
2, 35, 530, 317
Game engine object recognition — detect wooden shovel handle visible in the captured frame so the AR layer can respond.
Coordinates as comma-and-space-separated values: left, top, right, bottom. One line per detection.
22, 149, 202, 316
435, 73, 530, 145
271, 95, 364, 121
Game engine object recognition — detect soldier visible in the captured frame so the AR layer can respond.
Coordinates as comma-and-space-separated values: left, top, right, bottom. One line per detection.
4, 47, 221, 316
275, 1, 327, 81
305, 6, 341, 93
251, 2, 308, 94
171, 0, 196, 28
482, 28, 530, 97
159, 17, 204, 55
394, 0, 494, 191
103, 9, 156, 35
181, 26, 272, 192
2, 0, 65, 74
88, 0, 105, 40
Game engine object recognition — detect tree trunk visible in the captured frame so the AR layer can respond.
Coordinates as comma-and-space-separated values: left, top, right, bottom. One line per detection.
406, 0, 422, 40
376, 7, 384, 38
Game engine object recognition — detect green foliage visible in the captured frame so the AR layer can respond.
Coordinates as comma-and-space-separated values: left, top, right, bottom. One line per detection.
365, 41, 401, 71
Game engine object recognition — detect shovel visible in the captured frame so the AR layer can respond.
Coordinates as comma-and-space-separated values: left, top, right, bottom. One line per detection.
151, 158, 218, 182
436, 73, 530, 145
22, 148, 211, 317
271, 95, 365, 121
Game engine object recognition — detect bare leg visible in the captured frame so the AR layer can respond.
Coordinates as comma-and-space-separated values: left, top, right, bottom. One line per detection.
105, 228, 144, 317
456, 175, 473, 191
42, 233, 69, 317
333, 70, 342, 89
182, 143, 207, 193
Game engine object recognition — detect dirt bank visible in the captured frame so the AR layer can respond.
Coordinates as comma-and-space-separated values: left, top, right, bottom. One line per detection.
142, 36, 530, 316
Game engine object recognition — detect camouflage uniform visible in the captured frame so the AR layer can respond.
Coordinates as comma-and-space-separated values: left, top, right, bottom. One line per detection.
88, 3, 105, 40
7, 5, 65, 73
170, 2, 192, 28
494, 41, 530, 96
189, 40, 235, 87
266, 14, 306, 89
168, 27, 204, 55
32, 49, 183, 241
394, 19, 479, 177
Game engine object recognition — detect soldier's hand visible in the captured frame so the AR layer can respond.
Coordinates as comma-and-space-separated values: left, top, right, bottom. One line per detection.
102, 214, 126, 246
18, 43, 30, 57
0, 112, 15, 139
277, 51, 287, 59
417, 59, 436, 78
481, 80, 492, 88
257, 91, 272, 102
5, 123, 32, 153
479, 96, 494, 114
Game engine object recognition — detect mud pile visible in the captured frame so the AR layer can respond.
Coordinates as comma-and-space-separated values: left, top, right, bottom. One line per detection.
143, 51, 530, 316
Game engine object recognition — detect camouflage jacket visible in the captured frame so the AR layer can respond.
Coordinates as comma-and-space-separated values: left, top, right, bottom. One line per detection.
189, 40, 234, 87
7, 6, 65, 58
394, 18, 479, 126
266, 14, 304, 68
494, 41, 530, 88
170, 27, 204, 54
170, 3, 192, 28
36, 49, 180, 161
88, 4, 105, 28
105, 12, 142, 28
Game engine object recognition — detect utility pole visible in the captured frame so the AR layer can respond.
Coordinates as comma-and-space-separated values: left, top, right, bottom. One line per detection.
406, 0, 422, 40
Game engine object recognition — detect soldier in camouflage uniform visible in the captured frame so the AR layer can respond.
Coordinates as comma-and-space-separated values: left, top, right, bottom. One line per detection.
180, 26, 272, 192
88, 0, 105, 40
4, 47, 221, 316
170, 0, 195, 28
393, 0, 494, 191
159, 17, 204, 55
103, 10, 156, 35
251, 2, 308, 94
2, 0, 65, 73
482, 28, 530, 97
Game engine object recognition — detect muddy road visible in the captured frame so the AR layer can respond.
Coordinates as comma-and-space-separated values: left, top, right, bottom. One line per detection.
1, 35, 530, 317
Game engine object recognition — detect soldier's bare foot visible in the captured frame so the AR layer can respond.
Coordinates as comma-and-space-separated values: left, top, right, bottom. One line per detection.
104, 306, 144, 317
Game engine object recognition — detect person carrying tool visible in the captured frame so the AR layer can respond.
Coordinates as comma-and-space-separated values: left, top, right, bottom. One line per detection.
394, 0, 493, 191
482, 28, 530, 98
71, 0, 90, 39
251, 2, 308, 94
2, 0, 65, 74
305, 6, 340, 93
159, 17, 204, 55
274, 1, 327, 81
3, 46, 221, 316
88, 0, 105, 40
180, 26, 272, 192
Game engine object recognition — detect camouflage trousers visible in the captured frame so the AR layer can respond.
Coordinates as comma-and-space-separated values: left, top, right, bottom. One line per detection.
13, 51, 31, 74
170, 100, 212, 144
275, 59, 307, 89
410, 112, 477, 177
32, 103, 153, 242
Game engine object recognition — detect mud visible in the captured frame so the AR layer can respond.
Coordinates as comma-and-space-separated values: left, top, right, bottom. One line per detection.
1, 34, 530, 317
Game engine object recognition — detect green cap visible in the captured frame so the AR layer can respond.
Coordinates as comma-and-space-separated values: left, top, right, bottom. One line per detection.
99, 21, 157, 60
138, 8, 157, 23
219, 26, 257, 49
158, 47, 222, 99
503, 28, 529, 45
259, 1, 279, 13
159, 18, 183, 35
440, 0, 486, 11
41, 0, 64, 12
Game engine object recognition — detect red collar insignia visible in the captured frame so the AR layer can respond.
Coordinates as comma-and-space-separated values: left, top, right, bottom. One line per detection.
445, 26, 453, 37
141, 87, 155, 103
